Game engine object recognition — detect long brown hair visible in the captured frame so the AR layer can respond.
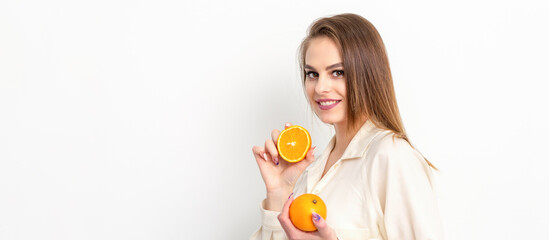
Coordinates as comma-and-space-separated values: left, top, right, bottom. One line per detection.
299, 13, 437, 170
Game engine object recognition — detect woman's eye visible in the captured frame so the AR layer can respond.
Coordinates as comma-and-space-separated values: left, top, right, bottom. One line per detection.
306, 71, 319, 79
332, 70, 344, 77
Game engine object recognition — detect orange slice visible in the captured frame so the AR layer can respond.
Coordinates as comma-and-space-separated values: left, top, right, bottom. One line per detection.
277, 125, 311, 163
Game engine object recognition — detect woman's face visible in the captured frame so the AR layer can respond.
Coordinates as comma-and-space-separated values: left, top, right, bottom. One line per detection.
305, 36, 347, 126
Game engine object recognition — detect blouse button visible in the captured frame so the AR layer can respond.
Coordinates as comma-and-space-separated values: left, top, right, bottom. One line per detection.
313, 189, 320, 194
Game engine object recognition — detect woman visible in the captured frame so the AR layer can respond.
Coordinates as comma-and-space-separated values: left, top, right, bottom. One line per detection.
251, 13, 443, 240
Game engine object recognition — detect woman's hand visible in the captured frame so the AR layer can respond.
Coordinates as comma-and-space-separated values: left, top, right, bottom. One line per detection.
277, 193, 338, 240
252, 122, 316, 211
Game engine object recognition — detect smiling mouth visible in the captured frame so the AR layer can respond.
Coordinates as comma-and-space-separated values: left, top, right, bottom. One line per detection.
316, 100, 342, 110
318, 100, 341, 106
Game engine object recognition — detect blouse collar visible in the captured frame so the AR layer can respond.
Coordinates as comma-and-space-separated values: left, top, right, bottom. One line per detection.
326, 119, 384, 161
303, 119, 385, 193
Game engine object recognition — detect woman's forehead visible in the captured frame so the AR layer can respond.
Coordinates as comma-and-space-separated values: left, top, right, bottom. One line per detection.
305, 37, 342, 67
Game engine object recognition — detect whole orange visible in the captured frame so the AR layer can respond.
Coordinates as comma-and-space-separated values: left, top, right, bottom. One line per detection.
289, 193, 327, 232
277, 125, 311, 163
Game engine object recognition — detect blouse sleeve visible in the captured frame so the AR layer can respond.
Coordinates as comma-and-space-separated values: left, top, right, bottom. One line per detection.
370, 135, 444, 240
249, 199, 288, 240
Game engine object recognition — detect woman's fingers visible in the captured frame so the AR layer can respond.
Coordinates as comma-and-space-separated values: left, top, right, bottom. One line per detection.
264, 139, 279, 165
252, 146, 267, 163
284, 122, 292, 129
305, 146, 316, 163
271, 129, 280, 144
312, 212, 336, 239
270, 128, 281, 156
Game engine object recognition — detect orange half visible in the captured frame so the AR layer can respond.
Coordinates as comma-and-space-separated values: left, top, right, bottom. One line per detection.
277, 125, 311, 163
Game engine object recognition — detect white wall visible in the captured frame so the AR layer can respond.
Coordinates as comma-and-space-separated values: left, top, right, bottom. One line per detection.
1, 0, 548, 239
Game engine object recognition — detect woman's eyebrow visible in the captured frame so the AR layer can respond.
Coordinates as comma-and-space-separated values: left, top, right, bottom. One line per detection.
326, 62, 343, 70
304, 64, 316, 70
305, 63, 343, 71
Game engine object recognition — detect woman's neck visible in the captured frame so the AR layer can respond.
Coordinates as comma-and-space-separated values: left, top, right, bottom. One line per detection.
332, 118, 366, 154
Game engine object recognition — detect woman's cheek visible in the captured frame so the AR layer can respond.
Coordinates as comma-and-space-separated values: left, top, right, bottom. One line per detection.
305, 86, 314, 102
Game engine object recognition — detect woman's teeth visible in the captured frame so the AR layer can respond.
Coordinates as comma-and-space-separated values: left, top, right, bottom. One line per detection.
320, 101, 339, 106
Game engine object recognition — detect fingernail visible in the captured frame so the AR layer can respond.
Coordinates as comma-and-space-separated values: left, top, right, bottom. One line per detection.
312, 146, 316, 155
275, 157, 279, 165
312, 212, 321, 222
285, 123, 290, 127
263, 153, 268, 161
288, 192, 293, 199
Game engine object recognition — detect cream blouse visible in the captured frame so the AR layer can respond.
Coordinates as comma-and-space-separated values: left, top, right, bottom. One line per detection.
250, 120, 443, 240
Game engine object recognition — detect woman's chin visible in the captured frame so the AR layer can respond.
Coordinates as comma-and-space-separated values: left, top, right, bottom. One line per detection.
318, 116, 343, 125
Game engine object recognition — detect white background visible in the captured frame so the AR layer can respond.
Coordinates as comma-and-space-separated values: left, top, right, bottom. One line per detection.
1, 0, 548, 239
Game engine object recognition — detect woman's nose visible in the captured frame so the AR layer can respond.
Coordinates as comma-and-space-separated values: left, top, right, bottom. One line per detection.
315, 74, 331, 93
